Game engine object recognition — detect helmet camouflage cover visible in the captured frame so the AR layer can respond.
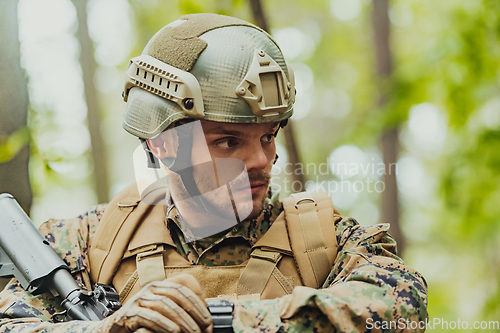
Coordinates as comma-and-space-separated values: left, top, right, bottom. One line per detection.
122, 13, 295, 139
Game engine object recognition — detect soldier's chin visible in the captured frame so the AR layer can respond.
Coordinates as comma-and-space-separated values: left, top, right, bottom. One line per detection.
197, 187, 266, 223
203, 196, 263, 223
239, 194, 267, 222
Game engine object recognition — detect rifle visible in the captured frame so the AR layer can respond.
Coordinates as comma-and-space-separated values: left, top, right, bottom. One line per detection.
0, 194, 233, 331
0, 193, 121, 321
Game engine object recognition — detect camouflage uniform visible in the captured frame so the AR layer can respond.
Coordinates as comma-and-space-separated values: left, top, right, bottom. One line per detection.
0, 188, 428, 332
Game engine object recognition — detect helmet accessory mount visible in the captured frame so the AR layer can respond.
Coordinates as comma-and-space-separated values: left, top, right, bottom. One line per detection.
236, 49, 294, 117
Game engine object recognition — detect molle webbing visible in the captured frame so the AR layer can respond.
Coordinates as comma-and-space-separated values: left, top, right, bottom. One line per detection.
237, 249, 282, 296
147, 13, 267, 72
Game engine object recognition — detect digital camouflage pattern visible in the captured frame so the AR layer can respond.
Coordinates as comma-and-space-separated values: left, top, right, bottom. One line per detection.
168, 188, 284, 267
233, 216, 428, 332
0, 205, 105, 333
0, 188, 428, 332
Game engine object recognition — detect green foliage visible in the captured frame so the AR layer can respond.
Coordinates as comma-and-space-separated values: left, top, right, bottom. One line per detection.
265, 0, 500, 324
20, 0, 500, 327
0, 126, 30, 163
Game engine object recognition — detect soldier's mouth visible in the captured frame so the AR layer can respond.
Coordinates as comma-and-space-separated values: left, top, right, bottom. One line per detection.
250, 182, 266, 194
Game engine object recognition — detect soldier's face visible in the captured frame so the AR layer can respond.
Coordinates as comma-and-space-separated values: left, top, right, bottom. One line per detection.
194, 120, 279, 221
147, 120, 278, 226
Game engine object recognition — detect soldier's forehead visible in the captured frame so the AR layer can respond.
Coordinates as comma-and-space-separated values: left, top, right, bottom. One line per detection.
201, 121, 280, 136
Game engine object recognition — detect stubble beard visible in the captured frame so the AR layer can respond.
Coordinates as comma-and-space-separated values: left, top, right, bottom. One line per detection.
194, 167, 271, 222
231, 170, 271, 222
242, 188, 269, 221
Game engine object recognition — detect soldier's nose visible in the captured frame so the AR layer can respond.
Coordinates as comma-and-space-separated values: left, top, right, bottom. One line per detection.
244, 143, 269, 172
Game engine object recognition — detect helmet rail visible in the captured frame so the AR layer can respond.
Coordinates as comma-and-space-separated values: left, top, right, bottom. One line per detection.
123, 55, 205, 119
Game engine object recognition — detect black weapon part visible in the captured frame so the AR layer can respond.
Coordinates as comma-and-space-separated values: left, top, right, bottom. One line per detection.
0, 193, 121, 321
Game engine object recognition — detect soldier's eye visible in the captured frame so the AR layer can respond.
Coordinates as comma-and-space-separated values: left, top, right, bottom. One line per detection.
261, 134, 275, 143
215, 138, 239, 149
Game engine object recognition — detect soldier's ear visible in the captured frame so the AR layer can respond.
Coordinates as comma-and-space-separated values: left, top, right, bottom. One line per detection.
147, 133, 175, 160
146, 138, 164, 159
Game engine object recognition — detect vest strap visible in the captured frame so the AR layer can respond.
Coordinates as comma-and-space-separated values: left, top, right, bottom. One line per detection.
237, 249, 282, 297
283, 191, 337, 288
91, 184, 339, 302
90, 198, 140, 283
136, 244, 166, 287
119, 270, 139, 303
271, 267, 294, 294
293, 193, 331, 288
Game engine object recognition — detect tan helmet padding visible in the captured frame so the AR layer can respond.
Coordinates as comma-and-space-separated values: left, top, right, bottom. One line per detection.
146, 13, 262, 72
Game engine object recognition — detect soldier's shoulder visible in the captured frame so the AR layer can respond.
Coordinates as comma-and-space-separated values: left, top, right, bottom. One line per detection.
38, 203, 108, 235
106, 181, 168, 209
36, 203, 108, 273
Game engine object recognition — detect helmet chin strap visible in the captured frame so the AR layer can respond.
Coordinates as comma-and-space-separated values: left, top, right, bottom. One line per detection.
139, 123, 203, 204
140, 139, 161, 169
139, 121, 202, 199
161, 121, 201, 199
269, 119, 287, 165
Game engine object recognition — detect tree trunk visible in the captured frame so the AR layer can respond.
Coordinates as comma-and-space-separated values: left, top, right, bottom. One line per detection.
0, 0, 32, 212
371, 0, 405, 255
249, 0, 269, 32
74, 0, 109, 204
0, 0, 32, 290
249, 0, 305, 192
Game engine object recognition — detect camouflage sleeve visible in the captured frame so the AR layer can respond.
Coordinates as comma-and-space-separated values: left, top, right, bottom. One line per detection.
233, 217, 428, 333
0, 204, 107, 333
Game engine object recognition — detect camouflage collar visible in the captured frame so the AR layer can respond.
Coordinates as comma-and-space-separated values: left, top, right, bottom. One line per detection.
166, 187, 283, 263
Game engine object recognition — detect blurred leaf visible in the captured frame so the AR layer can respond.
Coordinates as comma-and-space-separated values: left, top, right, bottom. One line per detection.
0, 126, 30, 163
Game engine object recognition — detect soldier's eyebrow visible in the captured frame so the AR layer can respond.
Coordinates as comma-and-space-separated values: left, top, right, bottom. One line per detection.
203, 128, 245, 136
203, 123, 280, 136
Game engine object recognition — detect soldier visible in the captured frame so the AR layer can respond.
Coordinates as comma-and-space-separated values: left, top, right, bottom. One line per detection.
0, 13, 428, 333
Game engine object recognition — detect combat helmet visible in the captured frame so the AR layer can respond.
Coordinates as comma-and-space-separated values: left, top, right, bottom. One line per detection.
122, 13, 295, 140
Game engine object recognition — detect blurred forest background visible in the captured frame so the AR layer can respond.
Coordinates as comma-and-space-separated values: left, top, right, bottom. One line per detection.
0, 0, 499, 330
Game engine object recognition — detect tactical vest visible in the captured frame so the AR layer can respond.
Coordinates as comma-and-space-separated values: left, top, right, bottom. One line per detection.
88, 184, 342, 304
